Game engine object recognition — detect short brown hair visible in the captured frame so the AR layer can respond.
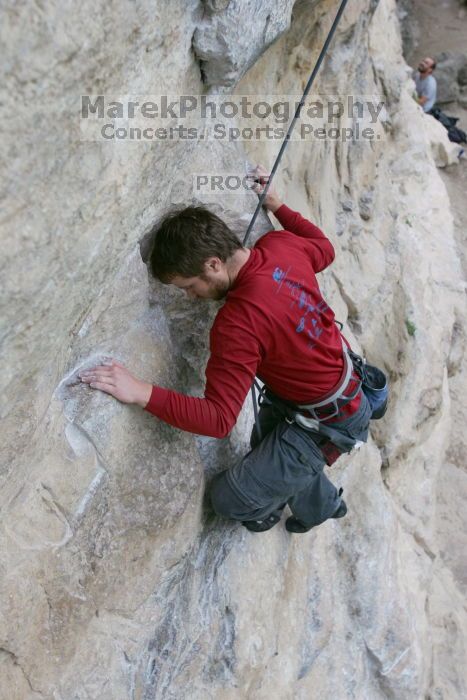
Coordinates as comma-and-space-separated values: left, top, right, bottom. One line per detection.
148, 206, 242, 283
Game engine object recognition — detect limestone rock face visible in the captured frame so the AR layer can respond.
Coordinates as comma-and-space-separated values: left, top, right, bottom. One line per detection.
1, 0, 466, 698
193, 0, 297, 87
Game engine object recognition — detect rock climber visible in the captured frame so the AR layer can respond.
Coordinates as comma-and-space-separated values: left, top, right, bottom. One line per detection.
413, 56, 437, 113
79, 165, 384, 534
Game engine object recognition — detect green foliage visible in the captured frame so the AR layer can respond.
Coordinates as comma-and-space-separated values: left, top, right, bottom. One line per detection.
405, 318, 416, 336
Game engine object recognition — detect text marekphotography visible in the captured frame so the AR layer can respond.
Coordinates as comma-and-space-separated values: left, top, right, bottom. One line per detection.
80, 94, 388, 142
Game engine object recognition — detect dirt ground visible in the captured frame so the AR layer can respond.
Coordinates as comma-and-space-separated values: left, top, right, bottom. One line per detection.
408, 0, 467, 56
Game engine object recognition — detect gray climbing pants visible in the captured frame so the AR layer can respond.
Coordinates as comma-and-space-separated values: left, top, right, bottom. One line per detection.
210, 389, 372, 528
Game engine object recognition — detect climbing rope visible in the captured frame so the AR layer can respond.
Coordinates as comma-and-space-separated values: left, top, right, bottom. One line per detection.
245, 0, 349, 439
243, 0, 349, 246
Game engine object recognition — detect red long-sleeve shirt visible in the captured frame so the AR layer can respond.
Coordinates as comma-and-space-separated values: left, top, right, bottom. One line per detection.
144, 204, 360, 437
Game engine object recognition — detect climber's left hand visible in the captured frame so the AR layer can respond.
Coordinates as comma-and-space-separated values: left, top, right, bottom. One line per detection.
79, 360, 153, 408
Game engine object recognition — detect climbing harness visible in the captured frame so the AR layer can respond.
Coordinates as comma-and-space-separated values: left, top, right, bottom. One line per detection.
244, 0, 350, 441
294, 340, 361, 429
251, 340, 361, 432
252, 342, 388, 465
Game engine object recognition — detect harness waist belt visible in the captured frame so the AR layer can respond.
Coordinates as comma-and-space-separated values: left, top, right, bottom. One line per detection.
293, 340, 362, 426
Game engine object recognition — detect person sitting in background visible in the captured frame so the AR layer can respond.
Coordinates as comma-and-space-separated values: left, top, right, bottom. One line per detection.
413, 57, 437, 113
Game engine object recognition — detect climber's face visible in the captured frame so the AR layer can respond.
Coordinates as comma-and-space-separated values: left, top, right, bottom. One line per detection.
418, 57, 435, 75
171, 259, 231, 300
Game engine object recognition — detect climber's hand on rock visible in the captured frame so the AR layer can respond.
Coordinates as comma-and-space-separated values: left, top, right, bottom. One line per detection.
79, 360, 153, 408
250, 164, 283, 213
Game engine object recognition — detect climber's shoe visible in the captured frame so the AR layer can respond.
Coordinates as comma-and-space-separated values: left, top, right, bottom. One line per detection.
242, 502, 287, 532
332, 499, 347, 519
286, 488, 347, 533
285, 516, 312, 533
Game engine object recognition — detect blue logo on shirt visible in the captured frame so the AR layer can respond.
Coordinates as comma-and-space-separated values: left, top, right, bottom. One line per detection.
272, 267, 328, 348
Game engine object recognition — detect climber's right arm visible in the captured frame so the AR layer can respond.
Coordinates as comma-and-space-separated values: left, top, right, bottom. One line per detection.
143, 322, 262, 439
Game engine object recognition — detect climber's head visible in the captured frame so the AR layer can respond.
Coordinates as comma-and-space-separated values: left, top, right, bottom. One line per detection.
148, 206, 245, 300
418, 57, 436, 75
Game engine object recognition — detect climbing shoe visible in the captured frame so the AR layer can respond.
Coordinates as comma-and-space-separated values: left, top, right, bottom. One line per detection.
332, 499, 347, 519
285, 516, 313, 533
286, 488, 347, 533
242, 502, 287, 533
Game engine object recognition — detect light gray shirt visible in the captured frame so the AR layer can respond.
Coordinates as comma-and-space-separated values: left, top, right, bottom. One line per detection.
414, 71, 437, 112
